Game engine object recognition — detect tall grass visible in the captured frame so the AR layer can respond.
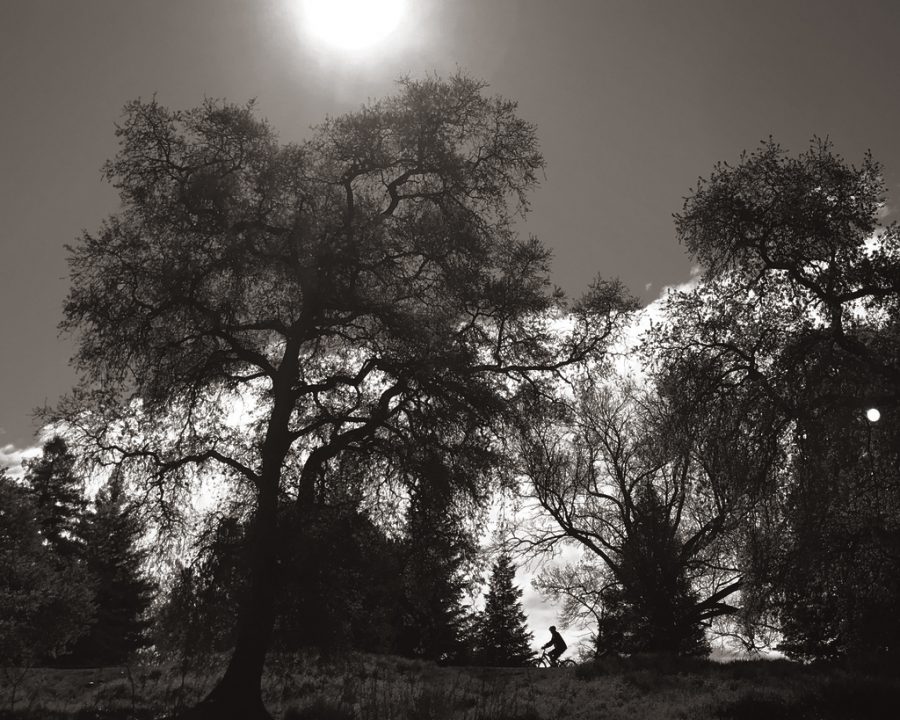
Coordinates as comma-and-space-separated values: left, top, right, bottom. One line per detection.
1, 651, 897, 719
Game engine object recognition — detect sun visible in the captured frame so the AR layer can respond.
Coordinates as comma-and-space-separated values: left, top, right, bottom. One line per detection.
300, 0, 407, 54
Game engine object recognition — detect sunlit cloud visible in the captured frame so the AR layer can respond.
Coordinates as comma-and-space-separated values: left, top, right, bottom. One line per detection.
0, 442, 41, 479
608, 266, 702, 381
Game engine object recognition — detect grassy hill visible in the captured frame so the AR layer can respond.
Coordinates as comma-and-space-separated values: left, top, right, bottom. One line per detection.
2, 652, 897, 719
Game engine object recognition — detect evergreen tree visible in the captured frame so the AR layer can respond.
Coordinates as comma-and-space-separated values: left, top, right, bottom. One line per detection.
275, 504, 406, 655
24, 436, 85, 559
155, 505, 407, 662
0, 469, 94, 666
398, 457, 474, 662
596, 484, 708, 656
69, 474, 156, 665
477, 554, 535, 667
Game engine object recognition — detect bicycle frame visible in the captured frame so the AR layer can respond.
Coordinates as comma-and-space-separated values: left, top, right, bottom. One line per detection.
535, 649, 556, 667
535, 649, 575, 668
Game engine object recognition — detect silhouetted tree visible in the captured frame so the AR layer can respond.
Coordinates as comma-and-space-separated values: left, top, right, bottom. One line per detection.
67, 474, 156, 666
653, 138, 900, 660
397, 457, 475, 662
0, 469, 94, 670
275, 504, 405, 654
596, 484, 708, 655
526, 379, 780, 655
476, 553, 535, 666
51, 74, 633, 718
24, 436, 86, 560
747, 399, 900, 662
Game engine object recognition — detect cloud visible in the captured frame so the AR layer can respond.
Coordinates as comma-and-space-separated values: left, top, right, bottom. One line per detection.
0, 442, 41, 478
608, 266, 702, 381
658, 264, 703, 298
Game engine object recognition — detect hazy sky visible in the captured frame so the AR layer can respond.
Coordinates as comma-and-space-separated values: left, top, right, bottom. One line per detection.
2, 0, 900, 457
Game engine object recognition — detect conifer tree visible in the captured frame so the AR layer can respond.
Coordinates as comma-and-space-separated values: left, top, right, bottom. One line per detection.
69, 474, 156, 665
24, 436, 86, 559
0, 469, 93, 667
478, 553, 536, 666
398, 457, 474, 662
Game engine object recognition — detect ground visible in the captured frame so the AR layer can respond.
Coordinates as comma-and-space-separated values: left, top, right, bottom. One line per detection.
1, 652, 897, 719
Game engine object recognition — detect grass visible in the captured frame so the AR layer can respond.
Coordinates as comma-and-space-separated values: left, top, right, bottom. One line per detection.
1, 652, 898, 719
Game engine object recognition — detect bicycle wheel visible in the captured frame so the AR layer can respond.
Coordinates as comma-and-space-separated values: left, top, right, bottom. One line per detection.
559, 658, 576, 668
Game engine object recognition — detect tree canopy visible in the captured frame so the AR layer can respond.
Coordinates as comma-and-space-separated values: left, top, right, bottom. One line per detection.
651, 138, 900, 660
51, 74, 635, 719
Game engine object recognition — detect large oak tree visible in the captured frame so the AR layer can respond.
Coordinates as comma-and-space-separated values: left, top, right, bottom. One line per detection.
52, 75, 634, 718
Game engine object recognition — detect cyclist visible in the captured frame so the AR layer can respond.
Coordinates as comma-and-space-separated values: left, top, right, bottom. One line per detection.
541, 626, 568, 666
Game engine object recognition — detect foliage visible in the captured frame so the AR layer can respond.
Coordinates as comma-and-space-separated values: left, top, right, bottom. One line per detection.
753, 403, 900, 662
396, 457, 479, 663
3, 439, 154, 670
653, 138, 900, 660
67, 474, 157, 666
275, 503, 406, 654
51, 73, 633, 716
526, 378, 771, 655
154, 493, 469, 662
596, 483, 709, 656
475, 554, 536, 667
154, 514, 249, 661
23, 436, 86, 560
0, 469, 94, 668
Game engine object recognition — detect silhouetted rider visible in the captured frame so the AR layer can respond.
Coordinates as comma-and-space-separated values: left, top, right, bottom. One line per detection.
542, 625, 567, 665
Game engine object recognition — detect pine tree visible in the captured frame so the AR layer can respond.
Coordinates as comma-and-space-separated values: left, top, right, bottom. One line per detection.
478, 553, 536, 667
398, 458, 474, 662
24, 436, 86, 559
0, 469, 94, 666
69, 474, 156, 665
596, 483, 708, 656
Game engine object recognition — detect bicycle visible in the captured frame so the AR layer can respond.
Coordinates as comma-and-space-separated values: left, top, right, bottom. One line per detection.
534, 649, 576, 668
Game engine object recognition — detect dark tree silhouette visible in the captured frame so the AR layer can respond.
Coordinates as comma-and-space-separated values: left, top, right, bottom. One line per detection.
155, 515, 248, 663
0, 469, 94, 671
477, 553, 535, 666
68, 474, 156, 666
652, 138, 900, 660
276, 503, 405, 654
397, 457, 476, 662
50, 74, 634, 718
24, 436, 86, 560
525, 379, 782, 655
595, 484, 708, 655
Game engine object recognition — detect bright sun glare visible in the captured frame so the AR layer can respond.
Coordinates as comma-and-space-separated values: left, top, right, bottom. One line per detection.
300, 0, 407, 53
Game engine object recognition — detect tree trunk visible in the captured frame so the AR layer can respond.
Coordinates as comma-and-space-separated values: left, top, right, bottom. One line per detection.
178, 482, 278, 720
180, 343, 301, 720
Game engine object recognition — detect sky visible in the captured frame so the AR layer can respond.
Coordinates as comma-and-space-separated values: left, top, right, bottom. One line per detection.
2, 0, 900, 647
